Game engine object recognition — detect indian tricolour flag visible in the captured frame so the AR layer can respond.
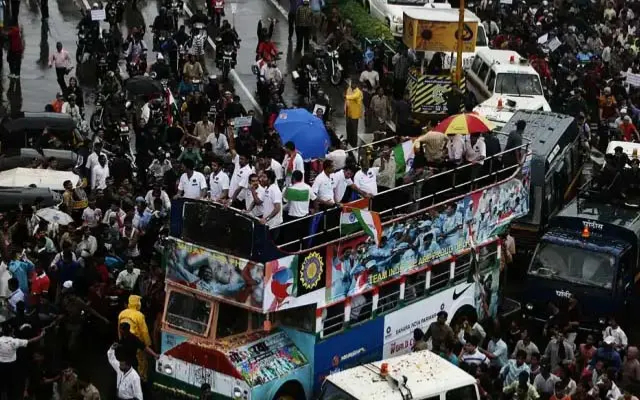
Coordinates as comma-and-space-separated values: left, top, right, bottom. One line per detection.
165, 89, 179, 125
393, 140, 415, 178
340, 207, 383, 246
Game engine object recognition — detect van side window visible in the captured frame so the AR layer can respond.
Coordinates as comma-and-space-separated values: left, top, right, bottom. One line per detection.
446, 384, 479, 400
471, 57, 483, 74
486, 71, 496, 91
478, 63, 490, 83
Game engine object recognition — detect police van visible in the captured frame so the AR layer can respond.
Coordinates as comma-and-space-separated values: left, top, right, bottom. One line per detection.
523, 180, 640, 333
467, 49, 550, 126
318, 350, 480, 400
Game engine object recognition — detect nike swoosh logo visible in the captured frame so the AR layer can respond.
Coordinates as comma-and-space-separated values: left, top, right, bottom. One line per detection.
453, 284, 473, 301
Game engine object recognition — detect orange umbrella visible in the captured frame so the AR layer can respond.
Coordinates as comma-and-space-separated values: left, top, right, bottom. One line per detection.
433, 113, 495, 135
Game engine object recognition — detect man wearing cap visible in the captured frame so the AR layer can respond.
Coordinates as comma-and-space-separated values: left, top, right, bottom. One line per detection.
591, 335, 623, 372
150, 53, 171, 80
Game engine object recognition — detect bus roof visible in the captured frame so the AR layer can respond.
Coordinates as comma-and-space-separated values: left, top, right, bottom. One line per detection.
500, 110, 577, 185
325, 350, 476, 400
403, 7, 480, 22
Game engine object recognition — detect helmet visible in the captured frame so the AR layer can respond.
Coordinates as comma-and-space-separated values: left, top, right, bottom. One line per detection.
92, 2, 99, 8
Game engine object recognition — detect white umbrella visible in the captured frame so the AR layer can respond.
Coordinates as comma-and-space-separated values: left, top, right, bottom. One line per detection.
36, 208, 74, 225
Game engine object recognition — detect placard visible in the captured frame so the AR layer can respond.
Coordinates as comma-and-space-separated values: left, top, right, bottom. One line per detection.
231, 3, 237, 13
91, 9, 106, 21
627, 72, 640, 87
547, 37, 562, 52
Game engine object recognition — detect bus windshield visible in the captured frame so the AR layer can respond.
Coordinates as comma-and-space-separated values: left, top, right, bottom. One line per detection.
528, 242, 616, 289
494, 73, 543, 96
319, 382, 358, 400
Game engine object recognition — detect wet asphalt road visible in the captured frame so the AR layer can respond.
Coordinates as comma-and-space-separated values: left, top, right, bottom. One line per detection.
14, 0, 358, 135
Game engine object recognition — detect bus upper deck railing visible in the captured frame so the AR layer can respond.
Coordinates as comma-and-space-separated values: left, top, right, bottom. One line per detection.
274, 135, 530, 252
173, 134, 530, 260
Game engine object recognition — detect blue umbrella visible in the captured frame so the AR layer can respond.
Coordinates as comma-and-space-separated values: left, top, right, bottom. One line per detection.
274, 108, 330, 160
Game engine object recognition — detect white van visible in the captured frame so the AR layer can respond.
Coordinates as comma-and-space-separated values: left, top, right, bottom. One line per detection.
467, 49, 550, 126
364, 0, 452, 37
318, 350, 481, 400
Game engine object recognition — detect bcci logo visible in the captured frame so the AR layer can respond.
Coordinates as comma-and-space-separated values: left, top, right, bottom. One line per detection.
300, 252, 324, 290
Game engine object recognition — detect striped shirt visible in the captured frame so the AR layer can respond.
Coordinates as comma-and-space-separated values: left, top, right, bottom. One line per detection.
296, 5, 313, 27
284, 182, 316, 217
500, 359, 531, 387
460, 348, 489, 366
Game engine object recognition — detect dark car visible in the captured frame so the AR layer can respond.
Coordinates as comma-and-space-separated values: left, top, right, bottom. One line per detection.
1, 112, 76, 153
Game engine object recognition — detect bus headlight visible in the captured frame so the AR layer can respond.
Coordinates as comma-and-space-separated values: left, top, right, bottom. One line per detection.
392, 15, 402, 23
525, 303, 534, 311
232, 387, 243, 399
598, 317, 607, 325
163, 365, 173, 375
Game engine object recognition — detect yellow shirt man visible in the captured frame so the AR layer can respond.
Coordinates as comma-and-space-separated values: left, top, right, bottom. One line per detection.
345, 86, 364, 120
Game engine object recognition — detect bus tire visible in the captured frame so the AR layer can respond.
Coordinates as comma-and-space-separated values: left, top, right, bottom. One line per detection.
272, 380, 305, 400
451, 305, 477, 329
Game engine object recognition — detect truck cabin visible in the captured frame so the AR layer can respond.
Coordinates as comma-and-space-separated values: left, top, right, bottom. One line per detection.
524, 180, 640, 331
319, 350, 480, 400
497, 110, 583, 255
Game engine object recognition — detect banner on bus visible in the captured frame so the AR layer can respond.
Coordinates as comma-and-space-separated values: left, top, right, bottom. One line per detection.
326, 177, 529, 302
263, 254, 326, 313
165, 238, 265, 311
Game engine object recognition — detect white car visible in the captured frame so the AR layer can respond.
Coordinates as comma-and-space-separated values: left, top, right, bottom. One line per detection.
362, 0, 452, 37
474, 94, 551, 128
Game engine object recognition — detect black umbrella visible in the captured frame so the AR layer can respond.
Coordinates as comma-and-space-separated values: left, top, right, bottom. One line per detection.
125, 76, 164, 96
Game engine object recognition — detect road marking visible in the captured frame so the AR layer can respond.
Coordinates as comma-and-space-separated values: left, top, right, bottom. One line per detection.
183, 4, 263, 114
265, 0, 288, 18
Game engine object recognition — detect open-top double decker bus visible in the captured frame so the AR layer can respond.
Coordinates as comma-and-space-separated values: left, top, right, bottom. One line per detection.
154, 136, 532, 400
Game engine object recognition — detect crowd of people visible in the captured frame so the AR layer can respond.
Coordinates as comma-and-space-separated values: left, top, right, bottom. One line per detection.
413, 305, 639, 400
0, 0, 639, 396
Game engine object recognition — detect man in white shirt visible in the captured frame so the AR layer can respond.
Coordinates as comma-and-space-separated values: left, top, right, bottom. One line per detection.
332, 166, 366, 203
0, 324, 45, 364
446, 133, 465, 166
144, 184, 171, 212
116, 260, 141, 291
7, 278, 24, 313
602, 318, 628, 352
229, 153, 254, 208
352, 165, 379, 197
206, 130, 230, 158
245, 173, 265, 217
311, 160, 336, 210
77, 227, 98, 259
359, 62, 380, 89
261, 170, 283, 230
177, 159, 208, 200
91, 154, 110, 190
282, 141, 304, 186
209, 157, 230, 202
460, 336, 490, 366
261, 152, 284, 183
466, 133, 486, 165
284, 170, 316, 220
107, 343, 144, 400
85, 141, 107, 173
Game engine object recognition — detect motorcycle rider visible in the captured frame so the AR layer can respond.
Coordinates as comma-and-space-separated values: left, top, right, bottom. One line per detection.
152, 8, 174, 51
125, 31, 148, 74
150, 53, 172, 81
257, 35, 278, 62
102, 71, 122, 97
216, 20, 240, 68
181, 54, 204, 95
265, 60, 283, 90
62, 94, 85, 145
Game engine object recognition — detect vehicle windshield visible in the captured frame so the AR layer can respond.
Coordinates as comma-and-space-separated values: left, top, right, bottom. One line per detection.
476, 26, 488, 47
528, 242, 616, 289
165, 290, 212, 336
319, 382, 358, 400
494, 73, 543, 96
